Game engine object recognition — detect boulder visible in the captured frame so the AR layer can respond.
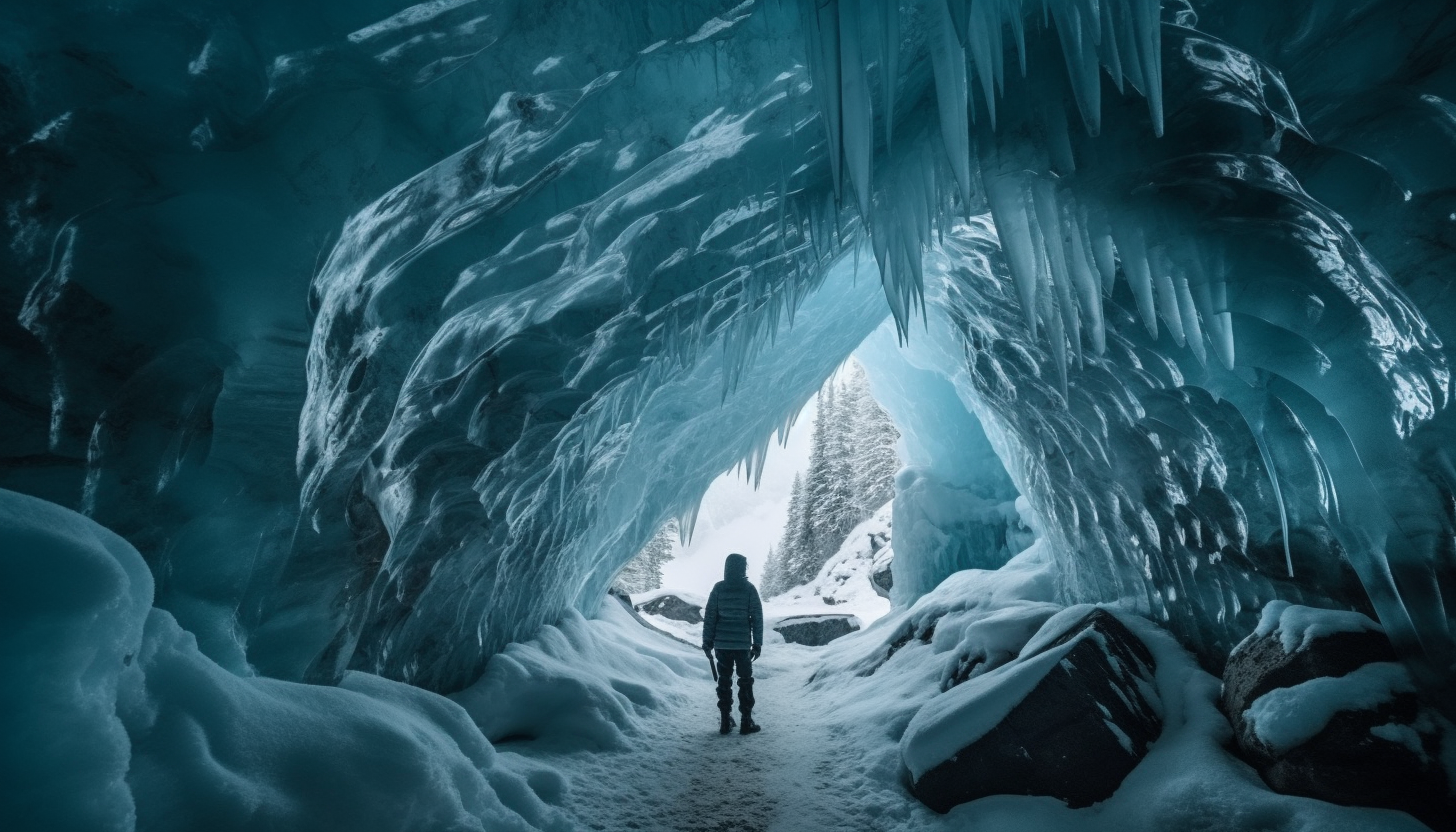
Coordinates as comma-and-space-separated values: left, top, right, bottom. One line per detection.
1222, 602, 1454, 830
870, 564, 893, 598
634, 593, 702, 624
903, 607, 1161, 813
772, 614, 860, 646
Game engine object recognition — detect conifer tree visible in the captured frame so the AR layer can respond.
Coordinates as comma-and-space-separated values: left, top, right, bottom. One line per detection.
762, 366, 901, 597
613, 519, 677, 594
846, 365, 899, 515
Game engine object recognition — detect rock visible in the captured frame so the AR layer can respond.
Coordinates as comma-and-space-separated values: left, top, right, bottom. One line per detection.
870, 564, 893, 598
870, 545, 894, 599
904, 607, 1161, 813
772, 614, 860, 646
634, 593, 702, 624
1222, 602, 1455, 830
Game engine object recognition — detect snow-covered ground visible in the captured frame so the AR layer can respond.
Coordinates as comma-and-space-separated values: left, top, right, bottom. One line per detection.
505, 546, 1429, 832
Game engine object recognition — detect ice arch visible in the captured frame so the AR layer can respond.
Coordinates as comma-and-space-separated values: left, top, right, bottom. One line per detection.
3, 0, 1455, 712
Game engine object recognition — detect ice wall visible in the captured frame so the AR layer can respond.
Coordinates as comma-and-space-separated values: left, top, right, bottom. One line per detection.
3, 0, 1456, 710
856, 312, 1031, 603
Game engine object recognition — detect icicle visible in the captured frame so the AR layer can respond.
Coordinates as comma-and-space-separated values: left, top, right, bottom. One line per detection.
987, 175, 1041, 336
967, 0, 1000, 128
928, 0, 974, 205
1111, 216, 1157, 336
1173, 270, 1206, 365
1098, 0, 1125, 92
1051, 1, 1101, 135
1205, 248, 1235, 369
946, 0, 971, 47
1007, 0, 1028, 77
879, 0, 900, 150
1085, 208, 1118, 294
1115, 0, 1148, 97
1151, 247, 1186, 347
1064, 203, 1106, 353
804, 0, 844, 199
840, 0, 874, 222
1251, 417, 1295, 579
1041, 98, 1076, 174
1031, 181, 1071, 314
1131, 0, 1163, 135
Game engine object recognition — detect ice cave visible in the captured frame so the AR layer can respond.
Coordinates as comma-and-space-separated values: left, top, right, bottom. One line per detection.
3, 0, 1456, 829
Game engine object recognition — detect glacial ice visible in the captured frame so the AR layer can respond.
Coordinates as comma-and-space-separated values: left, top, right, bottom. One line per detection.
4, 0, 1456, 825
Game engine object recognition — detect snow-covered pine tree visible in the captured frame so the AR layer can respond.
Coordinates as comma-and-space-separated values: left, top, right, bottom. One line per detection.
761, 544, 780, 595
763, 367, 900, 598
794, 384, 840, 586
612, 519, 677, 594
763, 471, 806, 595
820, 374, 859, 561
846, 364, 899, 516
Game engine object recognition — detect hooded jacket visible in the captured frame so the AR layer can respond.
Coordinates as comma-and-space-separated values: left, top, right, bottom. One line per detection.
701, 553, 764, 651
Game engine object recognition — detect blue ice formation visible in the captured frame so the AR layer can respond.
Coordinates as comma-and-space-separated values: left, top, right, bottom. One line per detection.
3, 0, 1456, 731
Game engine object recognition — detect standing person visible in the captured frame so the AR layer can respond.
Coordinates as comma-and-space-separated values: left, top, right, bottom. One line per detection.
701, 553, 764, 735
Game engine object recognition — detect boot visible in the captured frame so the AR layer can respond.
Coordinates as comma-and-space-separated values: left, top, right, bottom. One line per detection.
739, 713, 761, 735
719, 712, 735, 735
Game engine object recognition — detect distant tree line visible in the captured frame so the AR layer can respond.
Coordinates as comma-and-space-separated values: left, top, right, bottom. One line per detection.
613, 519, 677, 594
761, 364, 899, 596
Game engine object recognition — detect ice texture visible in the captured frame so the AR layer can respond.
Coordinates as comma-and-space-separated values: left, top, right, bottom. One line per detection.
3, 0, 1456, 717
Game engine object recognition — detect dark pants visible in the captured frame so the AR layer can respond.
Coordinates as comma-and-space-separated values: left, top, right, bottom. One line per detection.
714, 649, 755, 716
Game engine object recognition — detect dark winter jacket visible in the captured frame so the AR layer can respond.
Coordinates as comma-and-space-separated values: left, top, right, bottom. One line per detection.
702, 554, 764, 651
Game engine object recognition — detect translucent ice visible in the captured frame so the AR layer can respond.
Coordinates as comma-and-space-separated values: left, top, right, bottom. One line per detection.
3, 0, 1456, 726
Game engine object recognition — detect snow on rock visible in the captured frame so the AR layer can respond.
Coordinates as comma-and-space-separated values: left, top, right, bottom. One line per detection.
1251, 600, 1386, 654
902, 607, 1162, 811
870, 544, 894, 598
632, 590, 704, 624
0, 489, 572, 832
789, 548, 1430, 831
772, 614, 861, 646
1223, 603, 1456, 829
1245, 663, 1415, 754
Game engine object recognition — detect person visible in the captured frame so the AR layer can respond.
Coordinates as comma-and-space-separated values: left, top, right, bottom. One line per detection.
701, 553, 764, 735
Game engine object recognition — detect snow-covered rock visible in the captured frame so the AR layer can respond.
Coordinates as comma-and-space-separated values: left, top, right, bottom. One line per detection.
903, 607, 1162, 813
772, 614, 861, 646
1223, 602, 1456, 829
869, 545, 894, 598
632, 591, 704, 625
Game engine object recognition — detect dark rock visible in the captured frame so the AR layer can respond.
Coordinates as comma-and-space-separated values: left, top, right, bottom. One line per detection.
634, 594, 702, 624
908, 608, 1161, 813
1222, 605, 1455, 831
772, 614, 860, 646
870, 563, 893, 598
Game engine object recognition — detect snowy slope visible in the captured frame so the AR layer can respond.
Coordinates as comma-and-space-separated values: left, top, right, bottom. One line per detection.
643, 501, 896, 645
763, 500, 895, 624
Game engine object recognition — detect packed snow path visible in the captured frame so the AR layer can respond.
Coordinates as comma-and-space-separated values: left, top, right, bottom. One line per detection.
511, 644, 883, 832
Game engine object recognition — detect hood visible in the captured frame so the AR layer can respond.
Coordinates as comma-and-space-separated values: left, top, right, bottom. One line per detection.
723, 553, 748, 581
